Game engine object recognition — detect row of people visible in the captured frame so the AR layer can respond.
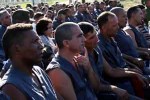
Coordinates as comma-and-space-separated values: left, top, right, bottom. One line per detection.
0, 1, 150, 100
0, 13, 149, 100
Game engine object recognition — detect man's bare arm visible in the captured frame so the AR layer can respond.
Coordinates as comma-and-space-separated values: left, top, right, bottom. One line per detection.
47, 68, 77, 100
2, 84, 27, 100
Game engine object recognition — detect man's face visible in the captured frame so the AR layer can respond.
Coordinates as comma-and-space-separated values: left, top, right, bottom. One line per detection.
134, 8, 143, 25
99, 3, 106, 11
146, 0, 150, 8
85, 30, 99, 49
1, 11, 12, 26
141, 8, 147, 20
105, 15, 119, 37
42, 7, 48, 14
88, 5, 94, 13
82, 4, 88, 11
118, 10, 127, 28
70, 6, 76, 15
45, 11, 53, 19
66, 9, 72, 16
60, 14, 66, 21
19, 30, 44, 65
67, 26, 86, 54
78, 5, 84, 12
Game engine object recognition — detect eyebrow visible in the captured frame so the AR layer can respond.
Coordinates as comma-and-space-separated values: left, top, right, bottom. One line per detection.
77, 33, 84, 37
89, 33, 96, 39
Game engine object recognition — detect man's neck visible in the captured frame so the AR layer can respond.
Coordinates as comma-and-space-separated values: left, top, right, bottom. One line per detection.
59, 49, 77, 64
101, 32, 111, 41
11, 59, 33, 76
86, 47, 94, 54
128, 20, 137, 27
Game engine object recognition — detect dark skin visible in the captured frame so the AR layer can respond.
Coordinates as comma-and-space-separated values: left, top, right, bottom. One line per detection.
2, 30, 45, 100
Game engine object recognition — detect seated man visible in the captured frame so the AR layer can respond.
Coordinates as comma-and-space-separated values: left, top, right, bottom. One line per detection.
97, 11, 150, 99
79, 22, 130, 99
97, 11, 140, 70
0, 9, 12, 70
52, 9, 66, 30
111, 7, 140, 59
0, 23, 57, 100
124, 6, 150, 66
46, 22, 129, 100
111, 7, 150, 74
0, 9, 40, 77
79, 21, 144, 99
137, 5, 150, 48
75, 4, 86, 22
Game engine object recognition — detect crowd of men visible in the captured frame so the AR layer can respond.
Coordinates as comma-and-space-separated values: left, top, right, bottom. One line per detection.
0, 0, 150, 99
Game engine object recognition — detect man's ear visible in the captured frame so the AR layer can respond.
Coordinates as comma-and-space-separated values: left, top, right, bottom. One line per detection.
12, 44, 22, 54
131, 12, 136, 19
101, 25, 106, 32
63, 40, 70, 48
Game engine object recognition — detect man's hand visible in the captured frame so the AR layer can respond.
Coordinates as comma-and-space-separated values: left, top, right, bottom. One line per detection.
111, 85, 129, 100
124, 68, 143, 75
134, 58, 145, 68
74, 48, 92, 73
127, 71, 149, 87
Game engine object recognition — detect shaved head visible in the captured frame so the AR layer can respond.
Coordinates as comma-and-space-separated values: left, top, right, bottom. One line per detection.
110, 7, 125, 16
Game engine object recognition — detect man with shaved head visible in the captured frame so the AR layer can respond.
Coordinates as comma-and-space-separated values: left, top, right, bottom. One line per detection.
46, 22, 99, 100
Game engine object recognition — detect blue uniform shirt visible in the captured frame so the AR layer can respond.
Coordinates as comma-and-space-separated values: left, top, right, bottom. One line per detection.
0, 66, 57, 100
47, 55, 97, 100
88, 47, 109, 84
52, 18, 64, 30
75, 12, 86, 22
0, 25, 6, 60
65, 16, 78, 23
98, 33, 127, 68
115, 29, 139, 58
128, 24, 148, 48
98, 34, 135, 95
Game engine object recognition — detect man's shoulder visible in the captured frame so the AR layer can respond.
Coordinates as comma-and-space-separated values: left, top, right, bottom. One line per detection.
0, 25, 5, 30
46, 55, 74, 74
0, 67, 21, 89
0, 25, 2, 28
33, 65, 43, 71
123, 25, 132, 31
46, 57, 60, 72
98, 34, 109, 45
